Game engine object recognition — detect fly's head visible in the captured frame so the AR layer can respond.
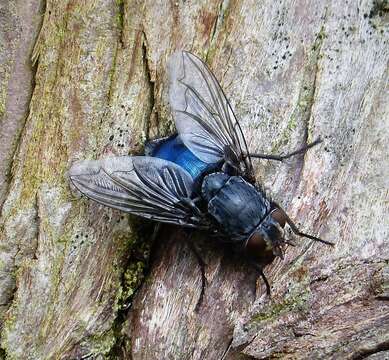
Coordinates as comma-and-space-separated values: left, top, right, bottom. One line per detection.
245, 208, 288, 267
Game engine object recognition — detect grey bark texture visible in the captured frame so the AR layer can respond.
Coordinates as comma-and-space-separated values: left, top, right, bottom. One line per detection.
0, 0, 388, 359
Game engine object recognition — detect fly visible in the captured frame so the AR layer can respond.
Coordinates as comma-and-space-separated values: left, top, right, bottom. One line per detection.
69, 51, 333, 305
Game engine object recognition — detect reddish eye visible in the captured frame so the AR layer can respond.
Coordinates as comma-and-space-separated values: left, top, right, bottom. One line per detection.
246, 232, 267, 253
271, 208, 286, 228
246, 231, 275, 266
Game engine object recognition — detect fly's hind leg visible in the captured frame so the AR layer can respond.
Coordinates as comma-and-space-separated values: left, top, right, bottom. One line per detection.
251, 263, 271, 296
258, 267, 271, 296
185, 233, 207, 312
249, 137, 322, 162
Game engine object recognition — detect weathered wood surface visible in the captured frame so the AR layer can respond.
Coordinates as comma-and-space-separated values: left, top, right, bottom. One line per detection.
0, 0, 388, 359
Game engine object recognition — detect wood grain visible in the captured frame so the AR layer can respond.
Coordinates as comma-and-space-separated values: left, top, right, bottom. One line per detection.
0, 0, 387, 358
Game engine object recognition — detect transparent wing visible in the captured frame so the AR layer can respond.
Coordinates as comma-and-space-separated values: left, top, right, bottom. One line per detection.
69, 156, 205, 228
168, 50, 254, 179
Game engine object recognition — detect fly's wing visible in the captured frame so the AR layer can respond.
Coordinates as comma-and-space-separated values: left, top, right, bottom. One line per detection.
168, 50, 254, 180
69, 156, 205, 228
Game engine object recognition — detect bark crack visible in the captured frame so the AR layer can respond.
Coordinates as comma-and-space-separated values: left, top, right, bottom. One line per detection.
301, 25, 325, 151
0, 0, 45, 350
0, 194, 40, 357
290, 24, 326, 195
117, 0, 126, 48
141, 30, 156, 140
107, 41, 121, 105
0, 193, 41, 353
206, 0, 230, 62
352, 340, 389, 360
105, 222, 153, 358
33, 191, 41, 261
0, 0, 45, 212
104, 32, 156, 359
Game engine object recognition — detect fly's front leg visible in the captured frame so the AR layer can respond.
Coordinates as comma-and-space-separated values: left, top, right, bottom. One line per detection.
180, 197, 203, 217
180, 197, 212, 230
249, 138, 322, 162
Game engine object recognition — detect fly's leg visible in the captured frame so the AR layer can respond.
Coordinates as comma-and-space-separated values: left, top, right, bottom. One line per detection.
259, 268, 271, 296
180, 197, 212, 230
185, 233, 207, 312
252, 263, 271, 296
249, 138, 322, 162
273, 204, 335, 246
182, 197, 203, 218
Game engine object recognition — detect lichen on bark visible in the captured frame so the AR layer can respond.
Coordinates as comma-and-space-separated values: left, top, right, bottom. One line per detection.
0, 0, 388, 359
0, 0, 153, 358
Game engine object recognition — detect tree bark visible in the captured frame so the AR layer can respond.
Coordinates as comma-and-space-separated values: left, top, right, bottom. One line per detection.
0, 0, 388, 359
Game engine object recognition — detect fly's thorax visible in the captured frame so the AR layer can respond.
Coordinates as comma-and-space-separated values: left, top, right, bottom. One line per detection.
202, 174, 271, 243
244, 208, 287, 265
201, 172, 230, 202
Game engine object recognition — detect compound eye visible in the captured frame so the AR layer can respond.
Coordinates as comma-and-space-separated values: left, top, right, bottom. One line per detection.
246, 232, 267, 253
246, 232, 275, 266
271, 209, 286, 228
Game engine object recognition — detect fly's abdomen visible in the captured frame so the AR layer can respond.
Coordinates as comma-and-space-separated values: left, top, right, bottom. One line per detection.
202, 174, 270, 242
149, 135, 211, 181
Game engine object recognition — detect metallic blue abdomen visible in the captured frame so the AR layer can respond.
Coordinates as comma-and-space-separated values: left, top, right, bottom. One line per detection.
151, 135, 210, 180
